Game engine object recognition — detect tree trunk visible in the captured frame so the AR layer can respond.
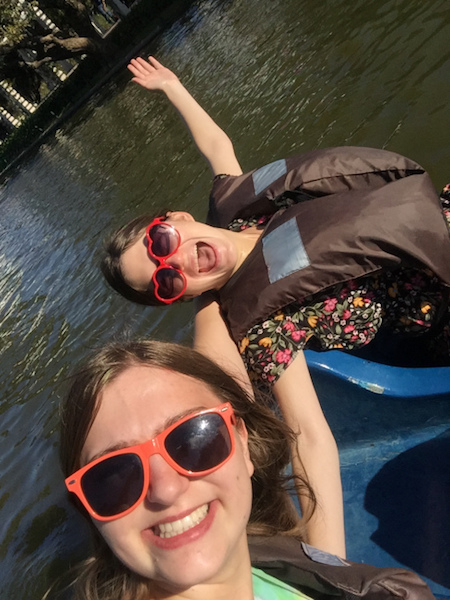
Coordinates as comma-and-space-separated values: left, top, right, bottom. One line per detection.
36, 0, 102, 40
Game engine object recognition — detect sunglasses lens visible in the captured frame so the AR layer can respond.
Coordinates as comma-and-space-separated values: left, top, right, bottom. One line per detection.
154, 268, 186, 300
165, 413, 231, 473
81, 453, 143, 517
148, 224, 179, 258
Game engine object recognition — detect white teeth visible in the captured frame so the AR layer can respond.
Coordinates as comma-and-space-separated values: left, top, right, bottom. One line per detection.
154, 504, 209, 539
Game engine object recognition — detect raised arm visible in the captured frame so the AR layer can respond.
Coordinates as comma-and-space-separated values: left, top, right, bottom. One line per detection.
273, 352, 346, 557
128, 56, 243, 177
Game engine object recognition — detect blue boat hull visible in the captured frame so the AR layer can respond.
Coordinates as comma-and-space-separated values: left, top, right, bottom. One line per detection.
305, 349, 450, 397
305, 351, 450, 599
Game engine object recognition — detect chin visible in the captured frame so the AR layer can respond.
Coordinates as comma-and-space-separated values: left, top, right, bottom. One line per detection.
115, 541, 229, 590
151, 555, 226, 592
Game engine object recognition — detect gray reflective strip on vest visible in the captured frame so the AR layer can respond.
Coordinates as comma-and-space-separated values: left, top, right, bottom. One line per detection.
301, 542, 350, 567
252, 159, 287, 195
262, 218, 310, 283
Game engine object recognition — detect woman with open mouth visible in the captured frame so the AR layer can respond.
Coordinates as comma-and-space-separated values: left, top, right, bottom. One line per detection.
58, 339, 434, 600
100, 57, 450, 559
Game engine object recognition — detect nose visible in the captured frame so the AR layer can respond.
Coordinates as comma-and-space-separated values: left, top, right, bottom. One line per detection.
165, 250, 184, 272
146, 454, 189, 507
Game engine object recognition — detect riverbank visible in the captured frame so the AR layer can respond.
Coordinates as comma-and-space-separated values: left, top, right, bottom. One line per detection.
0, 0, 194, 183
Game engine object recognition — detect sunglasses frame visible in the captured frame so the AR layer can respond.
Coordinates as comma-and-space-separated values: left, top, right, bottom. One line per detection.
145, 217, 187, 304
65, 403, 236, 522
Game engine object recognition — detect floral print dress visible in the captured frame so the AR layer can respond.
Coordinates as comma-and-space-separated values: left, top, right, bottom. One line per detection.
229, 187, 450, 386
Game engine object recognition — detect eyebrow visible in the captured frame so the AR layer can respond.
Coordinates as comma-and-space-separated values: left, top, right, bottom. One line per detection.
85, 405, 208, 465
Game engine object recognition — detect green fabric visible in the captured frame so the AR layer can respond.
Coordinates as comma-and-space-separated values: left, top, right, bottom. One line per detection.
252, 567, 313, 599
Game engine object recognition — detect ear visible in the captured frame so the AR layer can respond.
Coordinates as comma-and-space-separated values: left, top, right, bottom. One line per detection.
166, 211, 195, 223
236, 419, 255, 478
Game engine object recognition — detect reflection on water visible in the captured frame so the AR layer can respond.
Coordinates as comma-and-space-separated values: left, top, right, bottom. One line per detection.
1, 0, 450, 596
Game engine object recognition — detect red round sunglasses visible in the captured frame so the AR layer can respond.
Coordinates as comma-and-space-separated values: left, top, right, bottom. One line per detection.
146, 217, 187, 304
65, 403, 236, 522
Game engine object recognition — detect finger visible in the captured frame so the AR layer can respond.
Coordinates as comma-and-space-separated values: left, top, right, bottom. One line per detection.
127, 60, 145, 75
128, 58, 144, 73
129, 57, 154, 75
136, 56, 156, 73
129, 57, 143, 66
148, 56, 163, 69
132, 57, 148, 69
127, 64, 140, 77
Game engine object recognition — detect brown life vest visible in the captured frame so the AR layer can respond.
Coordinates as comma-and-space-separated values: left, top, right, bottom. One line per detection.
206, 147, 450, 342
248, 535, 435, 599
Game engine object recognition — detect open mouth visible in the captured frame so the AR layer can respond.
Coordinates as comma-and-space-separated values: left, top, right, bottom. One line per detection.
152, 504, 209, 539
196, 243, 216, 273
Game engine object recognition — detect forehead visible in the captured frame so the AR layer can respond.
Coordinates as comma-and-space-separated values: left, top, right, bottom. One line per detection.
120, 234, 155, 291
82, 366, 221, 461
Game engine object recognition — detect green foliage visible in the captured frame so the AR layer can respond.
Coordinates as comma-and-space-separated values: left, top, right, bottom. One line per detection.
0, 0, 36, 45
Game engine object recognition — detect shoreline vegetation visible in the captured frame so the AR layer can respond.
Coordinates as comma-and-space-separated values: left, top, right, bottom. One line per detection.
0, 0, 194, 183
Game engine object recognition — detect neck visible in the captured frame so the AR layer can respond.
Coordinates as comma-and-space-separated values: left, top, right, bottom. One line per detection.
150, 537, 254, 600
228, 226, 262, 274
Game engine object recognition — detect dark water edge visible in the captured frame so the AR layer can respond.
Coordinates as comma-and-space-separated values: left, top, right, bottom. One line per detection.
0, 0, 194, 182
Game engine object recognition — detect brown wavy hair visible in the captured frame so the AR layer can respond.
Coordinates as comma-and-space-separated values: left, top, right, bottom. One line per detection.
58, 339, 314, 600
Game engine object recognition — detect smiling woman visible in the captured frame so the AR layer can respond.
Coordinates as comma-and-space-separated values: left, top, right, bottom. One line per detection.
73, 370, 253, 586
56, 339, 434, 600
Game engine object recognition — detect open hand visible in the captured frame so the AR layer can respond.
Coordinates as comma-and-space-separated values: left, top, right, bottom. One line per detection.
127, 56, 179, 91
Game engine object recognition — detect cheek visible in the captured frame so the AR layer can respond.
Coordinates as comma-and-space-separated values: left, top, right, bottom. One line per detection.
226, 455, 254, 522
233, 474, 253, 532
94, 517, 145, 572
94, 519, 125, 553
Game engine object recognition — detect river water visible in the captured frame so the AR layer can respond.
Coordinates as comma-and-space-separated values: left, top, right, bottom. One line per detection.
1, 0, 450, 597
